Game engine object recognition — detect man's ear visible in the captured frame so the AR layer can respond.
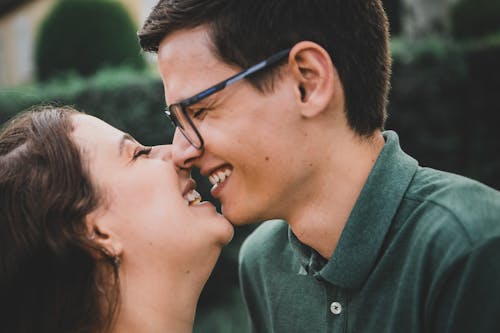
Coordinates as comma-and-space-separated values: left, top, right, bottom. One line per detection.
288, 41, 338, 118
85, 211, 123, 259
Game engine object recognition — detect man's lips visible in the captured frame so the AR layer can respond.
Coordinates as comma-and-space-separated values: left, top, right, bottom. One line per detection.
205, 165, 233, 187
207, 167, 232, 198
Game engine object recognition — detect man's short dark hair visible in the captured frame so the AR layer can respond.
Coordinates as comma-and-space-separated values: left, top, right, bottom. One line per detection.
139, 0, 391, 136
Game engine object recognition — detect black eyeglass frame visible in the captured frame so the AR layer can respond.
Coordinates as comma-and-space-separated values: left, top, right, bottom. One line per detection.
164, 48, 291, 149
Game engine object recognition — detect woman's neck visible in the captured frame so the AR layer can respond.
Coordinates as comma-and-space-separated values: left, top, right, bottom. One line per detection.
111, 264, 206, 333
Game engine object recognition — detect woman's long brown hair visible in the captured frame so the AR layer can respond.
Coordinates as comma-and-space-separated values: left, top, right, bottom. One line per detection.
0, 105, 120, 333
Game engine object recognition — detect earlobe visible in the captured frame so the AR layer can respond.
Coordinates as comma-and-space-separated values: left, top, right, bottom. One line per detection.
289, 41, 337, 118
85, 213, 123, 259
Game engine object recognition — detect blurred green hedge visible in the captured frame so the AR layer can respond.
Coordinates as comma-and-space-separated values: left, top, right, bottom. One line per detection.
389, 35, 500, 190
1, 35, 499, 332
35, 0, 146, 81
451, 0, 500, 40
0, 68, 166, 143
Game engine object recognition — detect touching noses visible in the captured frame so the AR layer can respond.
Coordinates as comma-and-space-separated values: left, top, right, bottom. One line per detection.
171, 129, 202, 169
150, 144, 173, 161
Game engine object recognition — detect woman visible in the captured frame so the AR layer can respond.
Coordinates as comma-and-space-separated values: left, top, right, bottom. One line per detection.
0, 105, 234, 333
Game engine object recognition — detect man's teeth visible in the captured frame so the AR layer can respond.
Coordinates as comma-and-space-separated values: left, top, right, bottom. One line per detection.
208, 168, 232, 185
184, 189, 202, 206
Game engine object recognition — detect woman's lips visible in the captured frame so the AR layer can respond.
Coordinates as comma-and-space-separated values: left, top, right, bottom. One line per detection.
182, 178, 202, 205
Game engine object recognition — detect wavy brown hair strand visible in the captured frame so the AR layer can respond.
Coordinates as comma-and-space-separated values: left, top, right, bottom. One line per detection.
0, 105, 120, 333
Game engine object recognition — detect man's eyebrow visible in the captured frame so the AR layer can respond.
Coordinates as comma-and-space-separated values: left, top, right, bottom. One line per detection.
174, 88, 219, 108
186, 94, 219, 109
119, 133, 136, 156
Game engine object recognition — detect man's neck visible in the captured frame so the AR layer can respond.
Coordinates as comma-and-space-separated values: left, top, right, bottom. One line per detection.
287, 130, 385, 259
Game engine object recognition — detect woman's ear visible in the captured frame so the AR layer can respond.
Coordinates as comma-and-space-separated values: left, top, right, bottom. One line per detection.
288, 41, 338, 118
85, 212, 123, 259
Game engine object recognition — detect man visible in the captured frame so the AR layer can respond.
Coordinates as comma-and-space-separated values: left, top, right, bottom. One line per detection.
138, 1, 500, 332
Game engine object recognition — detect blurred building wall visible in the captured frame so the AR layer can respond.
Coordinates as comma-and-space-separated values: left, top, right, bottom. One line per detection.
0, 0, 157, 87
0, 0, 53, 87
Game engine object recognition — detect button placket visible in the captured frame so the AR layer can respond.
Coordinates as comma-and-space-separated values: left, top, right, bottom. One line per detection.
324, 286, 348, 332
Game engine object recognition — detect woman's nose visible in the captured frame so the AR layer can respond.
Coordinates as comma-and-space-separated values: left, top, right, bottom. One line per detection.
151, 144, 191, 180
171, 128, 202, 169
151, 144, 172, 161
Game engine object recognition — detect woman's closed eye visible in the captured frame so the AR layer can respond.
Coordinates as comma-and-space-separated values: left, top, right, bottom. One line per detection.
132, 146, 152, 160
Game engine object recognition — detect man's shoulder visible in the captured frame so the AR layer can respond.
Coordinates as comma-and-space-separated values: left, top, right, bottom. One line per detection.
239, 219, 302, 295
240, 219, 288, 257
404, 167, 500, 244
410, 166, 498, 199
239, 219, 290, 271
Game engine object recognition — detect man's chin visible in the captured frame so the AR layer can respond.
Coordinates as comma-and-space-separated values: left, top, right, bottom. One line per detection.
221, 205, 261, 226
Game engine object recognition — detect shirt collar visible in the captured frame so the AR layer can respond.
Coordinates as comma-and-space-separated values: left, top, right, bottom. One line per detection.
289, 131, 418, 288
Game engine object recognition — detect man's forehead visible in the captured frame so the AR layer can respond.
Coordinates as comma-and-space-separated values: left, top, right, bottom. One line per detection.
157, 29, 238, 104
157, 26, 213, 65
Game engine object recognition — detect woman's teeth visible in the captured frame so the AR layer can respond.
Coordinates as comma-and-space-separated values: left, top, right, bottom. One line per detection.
184, 189, 202, 206
208, 168, 232, 187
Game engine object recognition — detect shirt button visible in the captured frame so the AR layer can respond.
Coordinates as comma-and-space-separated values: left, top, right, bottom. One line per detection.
330, 301, 342, 315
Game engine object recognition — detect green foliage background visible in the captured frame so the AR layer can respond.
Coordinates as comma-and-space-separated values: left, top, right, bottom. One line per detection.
451, 0, 500, 39
35, 0, 145, 81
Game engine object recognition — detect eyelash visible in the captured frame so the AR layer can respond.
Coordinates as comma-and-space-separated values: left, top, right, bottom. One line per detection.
132, 147, 152, 160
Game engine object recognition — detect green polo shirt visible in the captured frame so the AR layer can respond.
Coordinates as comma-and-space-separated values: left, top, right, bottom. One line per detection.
239, 131, 500, 333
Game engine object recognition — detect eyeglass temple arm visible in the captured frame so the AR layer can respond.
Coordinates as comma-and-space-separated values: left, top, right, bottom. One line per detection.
226, 48, 291, 86
182, 48, 291, 107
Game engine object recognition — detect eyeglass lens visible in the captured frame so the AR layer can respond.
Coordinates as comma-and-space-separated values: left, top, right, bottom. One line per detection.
170, 104, 202, 148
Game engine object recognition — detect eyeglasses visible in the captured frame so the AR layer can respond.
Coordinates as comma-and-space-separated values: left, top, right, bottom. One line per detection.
164, 48, 291, 149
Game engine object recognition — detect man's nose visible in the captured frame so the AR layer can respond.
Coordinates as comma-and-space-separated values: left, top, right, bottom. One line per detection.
171, 128, 202, 169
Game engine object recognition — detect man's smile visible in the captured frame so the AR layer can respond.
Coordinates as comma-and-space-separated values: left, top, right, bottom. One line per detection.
208, 166, 233, 194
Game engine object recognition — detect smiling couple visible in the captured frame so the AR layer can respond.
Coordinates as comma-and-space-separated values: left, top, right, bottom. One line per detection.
1, 1, 500, 333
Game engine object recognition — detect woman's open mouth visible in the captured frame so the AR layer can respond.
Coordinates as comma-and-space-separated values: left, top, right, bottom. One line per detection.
182, 179, 202, 206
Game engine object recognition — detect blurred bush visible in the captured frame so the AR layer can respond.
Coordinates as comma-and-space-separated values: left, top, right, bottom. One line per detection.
35, 0, 145, 81
451, 0, 500, 39
1, 33, 499, 333
0, 68, 165, 144
388, 34, 500, 190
